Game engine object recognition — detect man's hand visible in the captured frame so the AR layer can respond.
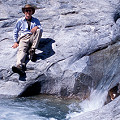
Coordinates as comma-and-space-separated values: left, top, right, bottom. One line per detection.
31, 26, 38, 34
12, 42, 19, 48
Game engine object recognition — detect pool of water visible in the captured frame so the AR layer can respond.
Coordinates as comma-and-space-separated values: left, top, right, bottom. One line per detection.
0, 95, 81, 120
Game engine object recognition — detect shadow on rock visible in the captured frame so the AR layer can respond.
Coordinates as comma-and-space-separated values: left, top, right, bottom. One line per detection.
19, 73, 26, 81
18, 38, 55, 81
18, 81, 41, 97
37, 38, 55, 60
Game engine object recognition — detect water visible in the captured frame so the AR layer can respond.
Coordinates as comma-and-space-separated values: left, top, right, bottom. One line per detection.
0, 89, 108, 120
66, 89, 108, 119
0, 95, 81, 120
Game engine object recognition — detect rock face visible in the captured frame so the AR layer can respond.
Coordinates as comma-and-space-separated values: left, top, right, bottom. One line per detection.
0, 0, 120, 119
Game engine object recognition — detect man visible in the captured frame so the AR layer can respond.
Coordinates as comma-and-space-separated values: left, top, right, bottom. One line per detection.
12, 4, 43, 75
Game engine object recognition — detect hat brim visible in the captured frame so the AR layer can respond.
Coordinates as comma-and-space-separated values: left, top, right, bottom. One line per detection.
22, 7, 35, 14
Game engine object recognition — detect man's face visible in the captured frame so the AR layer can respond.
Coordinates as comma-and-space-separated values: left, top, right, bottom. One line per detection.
24, 8, 33, 20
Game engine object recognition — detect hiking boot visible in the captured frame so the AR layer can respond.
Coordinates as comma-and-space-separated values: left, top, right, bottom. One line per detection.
17, 64, 26, 71
12, 64, 26, 75
29, 49, 37, 62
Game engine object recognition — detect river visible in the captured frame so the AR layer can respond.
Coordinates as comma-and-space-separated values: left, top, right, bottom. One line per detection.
0, 89, 108, 120
0, 95, 82, 120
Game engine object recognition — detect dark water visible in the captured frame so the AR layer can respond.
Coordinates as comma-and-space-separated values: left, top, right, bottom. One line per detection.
0, 95, 80, 120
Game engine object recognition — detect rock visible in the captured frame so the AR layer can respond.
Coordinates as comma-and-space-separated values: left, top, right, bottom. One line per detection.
0, 0, 119, 96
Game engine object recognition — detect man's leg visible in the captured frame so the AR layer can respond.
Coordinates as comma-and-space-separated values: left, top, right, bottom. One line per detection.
29, 29, 42, 61
30, 29, 42, 49
16, 34, 31, 68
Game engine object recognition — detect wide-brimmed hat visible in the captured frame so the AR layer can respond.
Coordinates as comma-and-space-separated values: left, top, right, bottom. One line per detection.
22, 4, 35, 14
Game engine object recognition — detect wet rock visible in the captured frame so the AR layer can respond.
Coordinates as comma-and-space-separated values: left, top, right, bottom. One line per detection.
71, 96, 120, 120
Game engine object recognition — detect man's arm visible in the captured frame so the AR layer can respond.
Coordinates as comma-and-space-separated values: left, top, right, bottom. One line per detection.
12, 19, 21, 48
30, 26, 39, 34
31, 18, 43, 34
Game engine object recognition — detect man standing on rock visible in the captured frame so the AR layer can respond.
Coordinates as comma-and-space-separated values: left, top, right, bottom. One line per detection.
12, 4, 43, 75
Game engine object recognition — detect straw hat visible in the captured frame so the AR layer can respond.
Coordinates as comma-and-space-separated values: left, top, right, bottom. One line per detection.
22, 4, 35, 14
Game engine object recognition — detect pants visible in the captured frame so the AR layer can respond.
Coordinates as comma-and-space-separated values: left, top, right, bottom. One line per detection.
16, 29, 42, 66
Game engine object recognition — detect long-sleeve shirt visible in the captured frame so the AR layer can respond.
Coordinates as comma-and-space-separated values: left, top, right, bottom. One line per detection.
13, 16, 43, 42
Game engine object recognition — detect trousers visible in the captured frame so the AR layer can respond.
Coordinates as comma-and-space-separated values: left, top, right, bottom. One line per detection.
16, 29, 42, 66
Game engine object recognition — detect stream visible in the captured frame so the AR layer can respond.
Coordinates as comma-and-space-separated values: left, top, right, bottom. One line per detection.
0, 95, 82, 120
0, 88, 108, 120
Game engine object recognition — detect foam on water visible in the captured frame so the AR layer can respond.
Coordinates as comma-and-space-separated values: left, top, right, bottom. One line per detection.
0, 104, 47, 120
80, 89, 108, 112
66, 89, 108, 119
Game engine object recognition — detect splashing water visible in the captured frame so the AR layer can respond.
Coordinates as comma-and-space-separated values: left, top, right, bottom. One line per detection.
80, 89, 108, 112
66, 89, 108, 119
